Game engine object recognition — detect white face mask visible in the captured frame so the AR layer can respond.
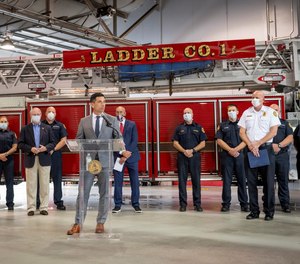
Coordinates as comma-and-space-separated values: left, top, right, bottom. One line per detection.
117, 114, 124, 122
183, 113, 192, 122
0, 123, 8, 130
228, 111, 237, 120
47, 112, 55, 121
251, 98, 261, 107
31, 115, 41, 124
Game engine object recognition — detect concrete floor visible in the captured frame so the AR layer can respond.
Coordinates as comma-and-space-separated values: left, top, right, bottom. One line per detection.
0, 181, 300, 264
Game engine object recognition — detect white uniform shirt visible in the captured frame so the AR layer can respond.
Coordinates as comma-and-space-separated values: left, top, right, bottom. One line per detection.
238, 105, 280, 143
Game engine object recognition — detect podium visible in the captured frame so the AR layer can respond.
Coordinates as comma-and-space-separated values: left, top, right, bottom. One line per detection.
66, 139, 124, 239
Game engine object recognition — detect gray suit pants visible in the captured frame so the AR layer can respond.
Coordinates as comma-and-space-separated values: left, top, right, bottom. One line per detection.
75, 168, 109, 224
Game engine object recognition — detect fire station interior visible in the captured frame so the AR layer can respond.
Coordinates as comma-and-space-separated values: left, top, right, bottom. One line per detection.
1, 1, 300, 263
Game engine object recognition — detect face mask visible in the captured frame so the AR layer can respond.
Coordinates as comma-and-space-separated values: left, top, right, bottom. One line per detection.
116, 115, 124, 122
47, 112, 55, 121
183, 113, 192, 122
0, 123, 8, 130
31, 115, 41, 124
228, 111, 237, 120
251, 98, 261, 107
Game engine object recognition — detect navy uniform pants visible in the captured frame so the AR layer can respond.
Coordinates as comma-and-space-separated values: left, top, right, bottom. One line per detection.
275, 151, 290, 208
0, 157, 14, 207
177, 152, 201, 207
51, 151, 63, 206
220, 151, 248, 207
245, 144, 275, 216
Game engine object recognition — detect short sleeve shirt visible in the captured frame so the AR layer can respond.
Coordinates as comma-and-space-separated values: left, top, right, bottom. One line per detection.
238, 105, 281, 143
215, 120, 241, 148
0, 129, 17, 153
172, 122, 207, 149
273, 119, 293, 144
42, 120, 67, 145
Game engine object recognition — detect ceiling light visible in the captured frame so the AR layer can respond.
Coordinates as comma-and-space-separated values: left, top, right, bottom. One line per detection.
1, 35, 15, 50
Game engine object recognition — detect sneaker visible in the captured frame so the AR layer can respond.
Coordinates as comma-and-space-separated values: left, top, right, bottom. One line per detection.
133, 206, 142, 213
112, 206, 121, 213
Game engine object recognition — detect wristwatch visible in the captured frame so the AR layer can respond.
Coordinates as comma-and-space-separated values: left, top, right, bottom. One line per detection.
278, 143, 282, 149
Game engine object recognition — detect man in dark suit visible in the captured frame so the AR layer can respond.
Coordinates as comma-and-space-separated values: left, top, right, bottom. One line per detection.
112, 106, 141, 213
67, 93, 128, 235
18, 107, 55, 216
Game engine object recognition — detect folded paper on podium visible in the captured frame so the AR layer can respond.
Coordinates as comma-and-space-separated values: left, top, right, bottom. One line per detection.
247, 149, 270, 168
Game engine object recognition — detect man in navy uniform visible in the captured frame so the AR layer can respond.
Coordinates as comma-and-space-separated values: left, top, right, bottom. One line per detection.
172, 108, 207, 212
270, 104, 293, 213
42, 106, 68, 210
0, 116, 17, 210
112, 106, 141, 213
216, 104, 249, 212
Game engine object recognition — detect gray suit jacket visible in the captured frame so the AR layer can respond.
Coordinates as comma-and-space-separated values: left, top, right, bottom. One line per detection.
76, 113, 121, 168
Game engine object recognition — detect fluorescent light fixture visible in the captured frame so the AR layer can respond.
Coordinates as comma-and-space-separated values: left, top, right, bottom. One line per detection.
1, 36, 15, 50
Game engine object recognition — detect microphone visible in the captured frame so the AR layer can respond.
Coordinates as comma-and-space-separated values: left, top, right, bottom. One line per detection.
101, 114, 120, 139
101, 114, 112, 127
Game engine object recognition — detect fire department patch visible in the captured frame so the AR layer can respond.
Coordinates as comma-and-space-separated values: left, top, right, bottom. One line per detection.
273, 111, 278, 117
202, 127, 205, 133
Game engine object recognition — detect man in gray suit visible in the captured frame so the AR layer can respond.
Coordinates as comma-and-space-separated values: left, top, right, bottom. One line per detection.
67, 92, 130, 235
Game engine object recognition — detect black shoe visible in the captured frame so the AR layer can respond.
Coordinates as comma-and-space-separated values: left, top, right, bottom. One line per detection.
133, 206, 142, 213
8, 206, 14, 211
57, 205, 66, 211
282, 204, 292, 214
221, 206, 230, 212
179, 206, 186, 212
241, 206, 250, 212
194, 206, 203, 212
264, 215, 274, 221
40, 210, 48, 215
27, 211, 34, 216
246, 212, 260, 220
112, 206, 121, 213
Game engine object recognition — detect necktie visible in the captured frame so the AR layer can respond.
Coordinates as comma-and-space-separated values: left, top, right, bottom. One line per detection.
95, 116, 100, 137
120, 122, 124, 134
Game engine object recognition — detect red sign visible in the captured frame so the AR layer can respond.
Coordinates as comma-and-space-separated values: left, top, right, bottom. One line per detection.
63, 39, 256, 69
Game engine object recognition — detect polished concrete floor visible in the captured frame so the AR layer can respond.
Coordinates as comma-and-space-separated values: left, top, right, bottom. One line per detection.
0, 180, 300, 264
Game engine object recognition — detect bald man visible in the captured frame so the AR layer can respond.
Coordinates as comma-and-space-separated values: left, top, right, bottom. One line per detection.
112, 106, 141, 213
238, 91, 280, 221
41, 106, 68, 210
18, 107, 55, 216
172, 108, 207, 212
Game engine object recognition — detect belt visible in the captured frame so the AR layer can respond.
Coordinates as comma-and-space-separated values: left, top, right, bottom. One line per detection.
260, 142, 272, 147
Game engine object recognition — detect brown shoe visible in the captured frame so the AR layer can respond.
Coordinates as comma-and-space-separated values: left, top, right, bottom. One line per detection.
67, 224, 80, 235
95, 223, 104, 233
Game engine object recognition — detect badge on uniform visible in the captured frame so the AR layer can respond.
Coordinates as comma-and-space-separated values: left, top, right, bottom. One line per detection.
202, 128, 205, 133
273, 111, 278, 117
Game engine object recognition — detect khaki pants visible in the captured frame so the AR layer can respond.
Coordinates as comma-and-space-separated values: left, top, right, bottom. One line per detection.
26, 156, 50, 212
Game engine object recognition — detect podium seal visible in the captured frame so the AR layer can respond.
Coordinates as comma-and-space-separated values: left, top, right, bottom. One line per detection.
88, 160, 102, 174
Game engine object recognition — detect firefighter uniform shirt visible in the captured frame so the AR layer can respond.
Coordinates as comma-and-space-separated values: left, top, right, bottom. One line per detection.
238, 105, 280, 142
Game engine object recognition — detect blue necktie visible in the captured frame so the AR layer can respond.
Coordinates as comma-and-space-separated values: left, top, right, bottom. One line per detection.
95, 116, 100, 137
